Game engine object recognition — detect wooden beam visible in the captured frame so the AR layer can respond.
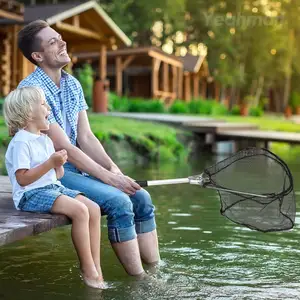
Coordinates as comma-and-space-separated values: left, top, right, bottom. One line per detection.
178, 67, 183, 99
171, 65, 177, 95
193, 74, 199, 99
151, 58, 161, 98
121, 55, 135, 71
72, 15, 80, 27
148, 50, 182, 68
56, 21, 103, 41
201, 79, 207, 98
100, 45, 107, 80
184, 74, 191, 102
163, 62, 169, 93
116, 56, 122, 96
0, 9, 23, 21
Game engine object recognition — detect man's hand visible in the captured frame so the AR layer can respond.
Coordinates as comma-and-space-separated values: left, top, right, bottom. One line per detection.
110, 164, 123, 175
107, 173, 141, 195
49, 149, 68, 168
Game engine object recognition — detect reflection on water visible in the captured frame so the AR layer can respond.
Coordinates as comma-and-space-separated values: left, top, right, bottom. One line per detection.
1, 154, 300, 299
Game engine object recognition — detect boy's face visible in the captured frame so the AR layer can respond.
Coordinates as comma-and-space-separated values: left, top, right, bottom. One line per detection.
30, 96, 51, 131
33, 26, 71, 68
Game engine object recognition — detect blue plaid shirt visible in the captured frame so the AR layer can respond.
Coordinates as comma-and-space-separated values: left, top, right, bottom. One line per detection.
18, 67, 88, 145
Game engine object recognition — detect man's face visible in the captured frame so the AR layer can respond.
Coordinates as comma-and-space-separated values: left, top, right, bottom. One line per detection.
33, 26, 71, 68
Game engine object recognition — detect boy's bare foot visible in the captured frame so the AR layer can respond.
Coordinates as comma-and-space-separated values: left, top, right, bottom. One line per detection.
80, 271, 106, 289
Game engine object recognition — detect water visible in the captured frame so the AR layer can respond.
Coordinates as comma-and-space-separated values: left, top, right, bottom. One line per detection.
1, 153, 300, 300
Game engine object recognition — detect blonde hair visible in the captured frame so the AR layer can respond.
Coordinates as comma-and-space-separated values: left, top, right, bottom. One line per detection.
3, 86, 45, 136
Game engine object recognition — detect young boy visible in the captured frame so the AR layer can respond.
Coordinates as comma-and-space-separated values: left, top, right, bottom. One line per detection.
3, 86, 105, 289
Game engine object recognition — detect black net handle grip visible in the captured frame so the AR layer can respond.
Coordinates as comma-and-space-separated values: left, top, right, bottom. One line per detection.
136, 180, 148, 187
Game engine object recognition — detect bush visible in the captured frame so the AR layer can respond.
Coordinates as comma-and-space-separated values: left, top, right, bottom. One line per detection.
290, 91, 300, 112
127, 99, 165, 113
74, 64, 94, 107
249, 106, 264, 117
211, 102, 229, 115
230, 105, 241, 115
108, 93, 129, 112
0, 98, 4, 113
189, 99, 213, 114
168, 100, 189, 114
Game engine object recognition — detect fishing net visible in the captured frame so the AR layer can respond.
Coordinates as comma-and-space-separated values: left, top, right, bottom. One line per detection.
197, 148, 295, 232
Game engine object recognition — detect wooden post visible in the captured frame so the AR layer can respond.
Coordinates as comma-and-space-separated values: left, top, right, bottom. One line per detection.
152, 58, 161, 98
163, 62, 169, 93
193, 74, 199, 99
171, 65, 177, 96
201, 79, 207, 99
12, 25, 18, 89
178, 67, 183, 99
116, 56, 122, 96
184, 74, 191, 102
99, 45, 107, 80
214, 81, 220, 101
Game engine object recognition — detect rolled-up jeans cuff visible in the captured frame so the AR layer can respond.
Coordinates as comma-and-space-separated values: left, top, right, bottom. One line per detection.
135, 218, 156, 234
108, 224, 137, 243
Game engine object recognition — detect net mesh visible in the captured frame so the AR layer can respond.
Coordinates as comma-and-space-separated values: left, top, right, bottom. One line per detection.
199, 148, 295, 232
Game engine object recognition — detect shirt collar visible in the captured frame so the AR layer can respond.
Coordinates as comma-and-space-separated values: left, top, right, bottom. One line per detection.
14, 129, 46, 142
36, 67, 69, 95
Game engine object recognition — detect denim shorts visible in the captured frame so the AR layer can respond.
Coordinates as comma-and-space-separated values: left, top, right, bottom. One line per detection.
60, 162, 156, 243
18, 184, 83, 213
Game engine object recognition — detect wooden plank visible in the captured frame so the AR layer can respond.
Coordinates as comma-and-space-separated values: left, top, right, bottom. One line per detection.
116, 56, 122, 96
0, 177, 70, 247
56, 21, 103, 41
183, 122, 258, 134
193, 74, 199, 99
163, 62, 169, 93
0, 9, 23, 21
100, 45, 107, 80
178, 67, 183, 99
121, 55, 135, 71
72, 15, 80, 27
151, 58, 160, 98
148, 50, 182, 68
217, 130, 300, 144
184, 74, 191, 102
171, 65, 177, 95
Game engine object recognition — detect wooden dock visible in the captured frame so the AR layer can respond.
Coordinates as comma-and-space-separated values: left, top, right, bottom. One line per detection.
107, 113, 300, 148
0, 176, 70, 247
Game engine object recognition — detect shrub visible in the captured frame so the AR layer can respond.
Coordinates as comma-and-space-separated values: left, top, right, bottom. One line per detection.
74, 64, 94, 107
249, 106, 264, 117
230, 105, 241, 115
211, 102, 229, 115
108, 93, 129, 112
168, 100, 189, 114
0, 98, 4, 113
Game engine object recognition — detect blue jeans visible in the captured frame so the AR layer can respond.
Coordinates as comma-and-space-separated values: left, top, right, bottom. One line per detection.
60, 163, 156, 243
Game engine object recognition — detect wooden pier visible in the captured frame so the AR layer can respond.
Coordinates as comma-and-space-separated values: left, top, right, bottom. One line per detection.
0, 176, 70, 247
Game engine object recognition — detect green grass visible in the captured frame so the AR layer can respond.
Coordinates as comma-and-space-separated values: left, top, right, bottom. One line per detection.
212, 115, 300, 132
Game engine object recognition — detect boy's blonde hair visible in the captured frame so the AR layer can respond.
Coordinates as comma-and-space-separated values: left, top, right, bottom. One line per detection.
3, 86, 45, 136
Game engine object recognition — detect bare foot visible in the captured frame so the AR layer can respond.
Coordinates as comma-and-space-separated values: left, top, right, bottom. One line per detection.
80, 272, 106, 289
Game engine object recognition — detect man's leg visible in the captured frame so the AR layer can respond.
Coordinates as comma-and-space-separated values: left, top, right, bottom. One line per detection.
130, 189, 160, 264
60, 169, 145, 276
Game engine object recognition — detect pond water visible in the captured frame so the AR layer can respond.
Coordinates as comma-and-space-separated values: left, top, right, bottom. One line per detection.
1, 153, 300, 300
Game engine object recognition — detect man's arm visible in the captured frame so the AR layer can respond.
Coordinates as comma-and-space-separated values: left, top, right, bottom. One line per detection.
47, 122, 140, 194
76, 110, 120, 172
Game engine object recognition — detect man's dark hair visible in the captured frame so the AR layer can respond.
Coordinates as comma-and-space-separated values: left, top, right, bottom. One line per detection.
18, 20, 49, 65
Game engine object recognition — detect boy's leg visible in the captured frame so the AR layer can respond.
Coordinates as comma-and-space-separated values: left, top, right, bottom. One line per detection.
61, 170, 145, 276
130, 189, 160, 264
73, 194, 102, 279
51, 195, 100, 283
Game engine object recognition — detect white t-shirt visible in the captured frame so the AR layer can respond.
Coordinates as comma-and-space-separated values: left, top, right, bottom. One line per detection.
5, 129, 62, 210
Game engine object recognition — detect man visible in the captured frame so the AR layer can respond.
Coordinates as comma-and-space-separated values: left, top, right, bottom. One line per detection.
17, 20, 160, 277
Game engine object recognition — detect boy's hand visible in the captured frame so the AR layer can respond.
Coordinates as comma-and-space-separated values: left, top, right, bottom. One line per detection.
49, 150, 68, 168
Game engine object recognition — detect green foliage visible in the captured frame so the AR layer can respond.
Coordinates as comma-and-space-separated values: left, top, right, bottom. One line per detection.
249, 106, 264, 117
290, 91, 300, 111
108, 93, 130, 112
230, 105, 241, 116
168, 100, 189, 114
0, 98, 4, 113
73, 64, 94, 107
211, 102, 229, 116
127, 99, 165, 113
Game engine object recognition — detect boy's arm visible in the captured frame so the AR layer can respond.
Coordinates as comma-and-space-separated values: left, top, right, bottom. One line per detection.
15, 150, 67, 187
55, 166, 64, 179
16, 159, 54, 186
